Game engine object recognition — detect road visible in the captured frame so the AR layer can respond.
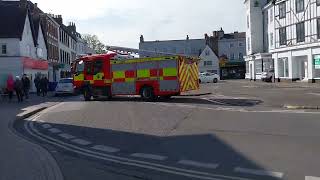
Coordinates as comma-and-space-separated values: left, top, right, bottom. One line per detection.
12, 81, 320, 180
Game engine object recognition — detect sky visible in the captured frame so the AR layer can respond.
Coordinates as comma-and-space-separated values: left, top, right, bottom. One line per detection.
35, 0, 246, 48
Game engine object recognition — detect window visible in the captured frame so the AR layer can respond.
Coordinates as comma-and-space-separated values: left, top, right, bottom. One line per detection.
205, 50, 210, 56
296, 0, 304, 13
247, 37, 251, 51
204, 61, 212, 66
239, 42, 243, 47
270, 8, 274, 23
270, 33, 274, 46
1, 44, 7, 54
239, 53, 243, 60
279, 27, 287, 46
93, 60, 103, 74
296, 22, 305, 42
230, 43, 234, 48
247, 15, 250, 29
230, 53, 235, 60
85, 61, 93, 75
317, 0, 320, 6
317, 18, 320, 39
279, 2, 286, 19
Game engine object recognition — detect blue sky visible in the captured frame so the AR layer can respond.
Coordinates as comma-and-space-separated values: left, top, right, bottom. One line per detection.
36, 0, 246, 48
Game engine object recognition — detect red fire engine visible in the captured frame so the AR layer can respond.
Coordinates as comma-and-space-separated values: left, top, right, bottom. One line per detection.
73, 52, 199, 101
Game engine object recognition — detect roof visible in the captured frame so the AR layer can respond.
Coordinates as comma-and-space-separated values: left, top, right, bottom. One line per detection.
221, 32, 246, 40
142, 38, 205, 44
0, 5, 27, 39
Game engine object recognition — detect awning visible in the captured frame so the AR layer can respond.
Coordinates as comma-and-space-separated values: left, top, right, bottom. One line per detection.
22, 57, 48, 70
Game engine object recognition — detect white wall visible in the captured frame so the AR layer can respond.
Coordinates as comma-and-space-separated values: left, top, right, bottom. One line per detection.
37, 25, 48, 60
199, 46, 219, 73
20, 15, 36, 58
0, 38, 20, 56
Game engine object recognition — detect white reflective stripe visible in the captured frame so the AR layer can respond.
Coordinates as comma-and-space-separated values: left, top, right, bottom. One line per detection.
131, 153, 167, 161
71, 139, 92, 145
91, 145, 119, 153
306, 176, 320, 180
48, 128, 62, 133
234, 167, 284, 178
178, 160, 219, 169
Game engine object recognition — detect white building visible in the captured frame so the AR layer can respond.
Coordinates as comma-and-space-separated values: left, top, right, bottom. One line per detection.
0, 5, 48, 92
245, 0, 320, 82
199, 45, 220, 74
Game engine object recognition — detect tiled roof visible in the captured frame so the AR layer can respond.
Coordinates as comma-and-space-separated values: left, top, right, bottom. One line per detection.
0, 5, 27, 39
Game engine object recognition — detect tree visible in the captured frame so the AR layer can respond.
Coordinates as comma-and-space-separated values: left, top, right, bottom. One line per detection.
82, 34, 106, 54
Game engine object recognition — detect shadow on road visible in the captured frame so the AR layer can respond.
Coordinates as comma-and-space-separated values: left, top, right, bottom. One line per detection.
15, 119, 280, 180
97, 97, 264, 107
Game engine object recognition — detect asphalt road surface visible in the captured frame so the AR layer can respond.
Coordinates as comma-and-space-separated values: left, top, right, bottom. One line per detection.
14, 91, 320, 180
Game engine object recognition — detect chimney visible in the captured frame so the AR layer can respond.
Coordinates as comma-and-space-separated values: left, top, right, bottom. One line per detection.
186, 35, 189, 40
140, 35, 144, 43
20, 0, 28, 8
54, 15, 63, 24
218, 27, 224, 38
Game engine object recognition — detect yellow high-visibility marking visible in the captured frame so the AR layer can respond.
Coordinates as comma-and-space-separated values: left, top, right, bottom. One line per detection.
94, 72, 104, 80
125, 78, 135, 82
113, 71, 125, 79
137, 69, 150, 78
163, 68, 177, 77
74, 73, 84, 81
111, 56, 179, 64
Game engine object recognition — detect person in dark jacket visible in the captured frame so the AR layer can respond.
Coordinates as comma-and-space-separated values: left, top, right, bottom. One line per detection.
14, 76, 23, 102
40, 76, 49, 97
22, 74, 30, 99
34, 75, 41, 96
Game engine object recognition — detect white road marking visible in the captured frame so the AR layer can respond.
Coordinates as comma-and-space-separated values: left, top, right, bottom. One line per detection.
71, 139, 92, 145
91, 145, 120, 153
234, 167, 283, 178
306, 176, 320, 180
41, 124, 52, 129
48, 128, 62, 133
131, 153, 167, 161
178, 160, 219, 169
26, 119, 255, 180
58, 133, 75, 140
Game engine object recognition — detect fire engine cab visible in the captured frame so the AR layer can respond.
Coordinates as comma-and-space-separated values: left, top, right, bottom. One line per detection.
73, 52, 199, 101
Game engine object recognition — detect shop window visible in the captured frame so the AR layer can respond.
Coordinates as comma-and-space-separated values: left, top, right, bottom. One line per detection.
255, 60, 262, 73
278, 58, 289, 77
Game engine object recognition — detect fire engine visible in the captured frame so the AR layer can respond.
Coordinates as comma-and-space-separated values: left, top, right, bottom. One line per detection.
72, 52, 199, 101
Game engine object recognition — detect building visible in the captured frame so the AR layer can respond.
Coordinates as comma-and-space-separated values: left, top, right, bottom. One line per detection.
205, 28, 247, 79
0, 4, 48, 92
245, 0, 320, 82
139, 35, 206, 57
53, 16, 77, 78
199, 45, 220, 74
1, 0, 60, 83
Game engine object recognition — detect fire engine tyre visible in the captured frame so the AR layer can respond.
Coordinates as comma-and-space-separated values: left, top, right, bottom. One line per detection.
213, 78, 218, 83
140, 86, 155, 101
83, 88, 92, 101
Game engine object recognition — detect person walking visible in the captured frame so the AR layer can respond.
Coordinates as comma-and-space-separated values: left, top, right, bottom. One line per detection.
14, 76, 23, 102
34, 75, 41, 96
40, 76, 48, 97
6, 74, 14, 101
22, 74, 30, 99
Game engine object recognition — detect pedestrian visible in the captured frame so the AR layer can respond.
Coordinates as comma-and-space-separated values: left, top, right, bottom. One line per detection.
34, 75, 41, 96
14, 76, 23, 102
40, 76, 48, 97
22, 74, 30, 99
6, 74, 14, 101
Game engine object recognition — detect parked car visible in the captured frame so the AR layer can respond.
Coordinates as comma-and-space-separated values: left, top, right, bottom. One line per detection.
55, 78, 75, 96
261, 69, 274, 82
199, 72, 220, 83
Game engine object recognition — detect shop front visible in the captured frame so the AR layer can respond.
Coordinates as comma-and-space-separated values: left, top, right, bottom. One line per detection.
22, 57, 49, 92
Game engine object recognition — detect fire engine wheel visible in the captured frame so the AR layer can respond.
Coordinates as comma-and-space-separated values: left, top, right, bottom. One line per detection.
140, 86, 155, 101
83, 89, 92, 101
